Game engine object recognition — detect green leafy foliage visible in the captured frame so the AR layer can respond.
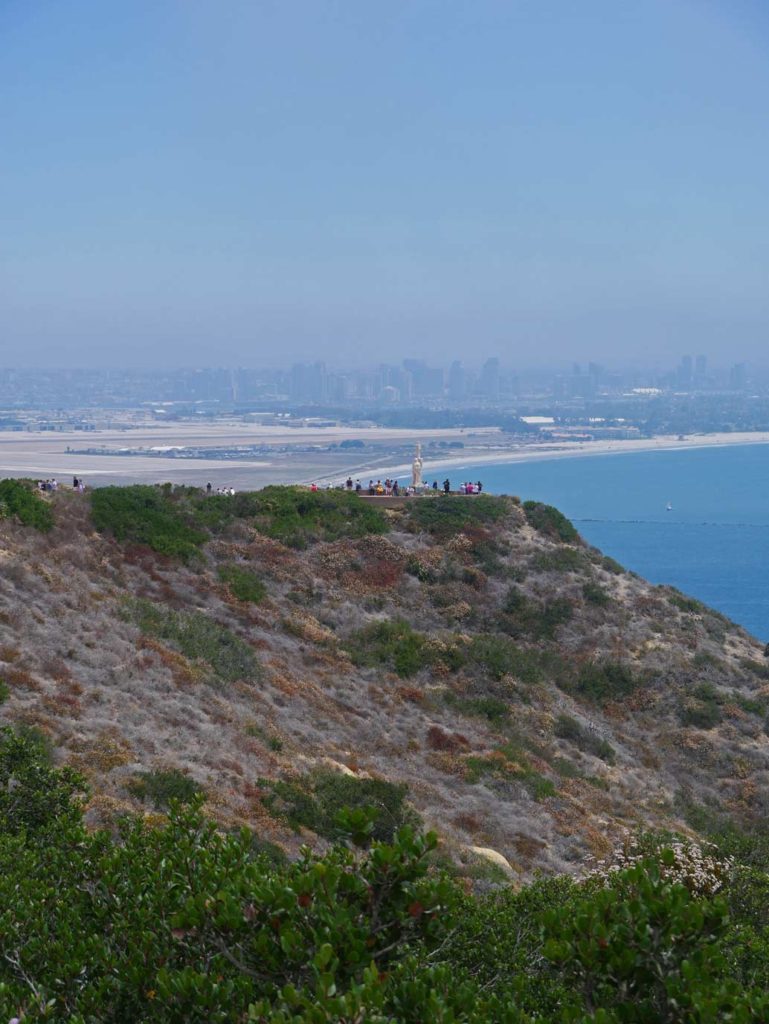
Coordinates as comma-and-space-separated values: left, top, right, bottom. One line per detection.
467, 633, 559, 683
582, 580, 611, 606
543, 854, 769, 1022
0, 726, 86, 836
668, 588, 707, 614
234, 485, 389, 548
0, 679, 9, 704
3, 730, 769, 1022
678, 681, 724, 729
348, 618, 428, 678
127, 598, 260, 683
0, 478, 54, 532
573, 660, 640, 705
553, 714, 616, 763
522, 500, 579, 543
530, 547, 588, 573
128, 768, 203, 809
405, 494, 510, 539
91, 484, 207, 559
260, 770, 418, 844
500, 586, 573, 640
218, 564, 267, 603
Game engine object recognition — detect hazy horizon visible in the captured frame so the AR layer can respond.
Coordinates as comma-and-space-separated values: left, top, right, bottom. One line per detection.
3, 0, 769, 369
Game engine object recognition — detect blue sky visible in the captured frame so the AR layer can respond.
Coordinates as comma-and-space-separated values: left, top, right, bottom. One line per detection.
2, 0, 769, 368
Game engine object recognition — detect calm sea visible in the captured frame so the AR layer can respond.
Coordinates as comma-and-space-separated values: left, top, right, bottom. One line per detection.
453, 444, 769, 641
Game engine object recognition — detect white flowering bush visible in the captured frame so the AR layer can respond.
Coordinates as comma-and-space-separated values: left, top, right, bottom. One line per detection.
590, 830, 733, 897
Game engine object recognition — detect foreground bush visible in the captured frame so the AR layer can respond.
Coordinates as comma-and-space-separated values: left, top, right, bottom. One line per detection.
2, 727, 769, 1022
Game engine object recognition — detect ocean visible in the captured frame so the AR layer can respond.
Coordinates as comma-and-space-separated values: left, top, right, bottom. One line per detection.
454, 443, 769, 642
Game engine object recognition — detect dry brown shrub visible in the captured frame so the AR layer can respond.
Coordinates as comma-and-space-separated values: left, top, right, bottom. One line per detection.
138, 637, 200, 687
723, 702, 747, 720
3, 666, 42, 691
396, 685, 425, 704
42, 691, 83, 718
514, 833, 547, 859
453, 811, 483, 832
623, 688, 660, 712
425, 751, 467, 776
426, 725, 470, 752
69, 734, 133, 773
0, 645, 21, 662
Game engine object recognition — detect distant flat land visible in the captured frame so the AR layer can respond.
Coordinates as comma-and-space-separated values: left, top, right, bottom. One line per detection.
0, 421, 500, 488
3, 421, 769, 489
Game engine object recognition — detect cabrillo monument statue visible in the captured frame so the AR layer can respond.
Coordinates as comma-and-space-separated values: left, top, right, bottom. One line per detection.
411, 443, 423, 490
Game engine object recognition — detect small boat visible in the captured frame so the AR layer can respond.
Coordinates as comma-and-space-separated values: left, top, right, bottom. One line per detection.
666, 502, 673, 511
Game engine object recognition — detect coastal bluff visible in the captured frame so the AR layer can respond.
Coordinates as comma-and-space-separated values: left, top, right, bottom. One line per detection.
1, 480, 767, 879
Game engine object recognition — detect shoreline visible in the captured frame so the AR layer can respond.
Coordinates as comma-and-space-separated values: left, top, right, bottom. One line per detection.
313, 432, 769, 486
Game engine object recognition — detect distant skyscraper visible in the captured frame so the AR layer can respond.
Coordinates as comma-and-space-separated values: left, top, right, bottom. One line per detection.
729, 363, 747, 390
695, 354, 707, 380
480, 358, 500, 400
448, 361, 466, 401
678, 355, 693, 387
290, 361, 327, 402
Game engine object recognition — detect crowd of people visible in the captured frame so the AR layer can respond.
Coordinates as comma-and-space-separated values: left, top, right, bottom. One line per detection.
318, 477, 486, 496
37, 477, 87, 493
205, 483, 236, 496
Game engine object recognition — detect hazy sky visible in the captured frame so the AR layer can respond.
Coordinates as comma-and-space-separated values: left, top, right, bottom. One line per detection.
2, 0, 769, 369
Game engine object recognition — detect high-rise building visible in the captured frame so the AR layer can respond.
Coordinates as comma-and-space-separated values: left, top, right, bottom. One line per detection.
678, 355, 693, 387
480, 358, 500, 400
290, 362, 328, 402
729, 363, 748, 390
695, 354, 707, 380
448, 361, 466, 401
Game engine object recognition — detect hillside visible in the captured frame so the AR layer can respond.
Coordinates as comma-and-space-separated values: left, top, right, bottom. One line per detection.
1, 480, 767, 880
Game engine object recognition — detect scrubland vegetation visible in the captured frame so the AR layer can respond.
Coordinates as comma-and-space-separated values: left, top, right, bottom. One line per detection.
3, 726, 769, 1021
3, 482, 769, 1017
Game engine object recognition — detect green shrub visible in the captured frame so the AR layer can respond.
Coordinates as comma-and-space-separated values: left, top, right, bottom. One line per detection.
128, 769, 203, 809
600, 554, 625, 574
499, 587, 573, 641
91, 484, 207, 559
2, 729, 769, 1022
0, 679, 8, 704
218, 564, 267, 603
678, 682, 723, 729
406, 494, 510, 539
0, 478, 54, 532
668, 588, 707, 614
522, 500, 579, 543
467, 634, 541, 683
582, 580, 610, 606
553, 713, 616, 763
260, 770, 418, 844
531, 547, 587, 573
445, 693, 510, 723
127, 598, 260, 683
465, 743, 557, 802
348, 618, 428, 677
574, 660, 639, 705
235, 485, 389, 547
0, 726, 86, 835
543, 855, 769, 1021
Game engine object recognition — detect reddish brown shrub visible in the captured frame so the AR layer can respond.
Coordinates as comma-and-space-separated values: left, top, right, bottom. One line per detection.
426, 725, 470, 752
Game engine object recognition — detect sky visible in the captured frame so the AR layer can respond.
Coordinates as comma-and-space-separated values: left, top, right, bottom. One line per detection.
2, 0, 769, 369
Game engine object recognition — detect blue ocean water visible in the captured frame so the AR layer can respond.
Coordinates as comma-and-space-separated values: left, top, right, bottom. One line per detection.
452, 444, 769, 641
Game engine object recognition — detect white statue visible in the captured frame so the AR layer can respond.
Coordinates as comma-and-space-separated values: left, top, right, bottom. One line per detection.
411, 443, 423, 489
